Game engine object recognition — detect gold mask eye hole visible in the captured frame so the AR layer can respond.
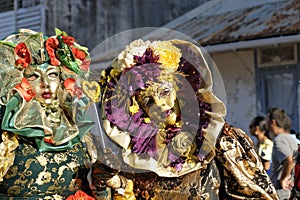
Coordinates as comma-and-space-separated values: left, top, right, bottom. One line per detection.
159, 88, 170, 97
27, 74, 39, 81
143, 96, 154, 107
48, 72, 59, 79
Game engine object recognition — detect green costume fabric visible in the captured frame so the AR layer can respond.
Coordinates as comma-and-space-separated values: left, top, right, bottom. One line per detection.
0, 140, 91, 199
0, 29, 98, 199
1, 95, 94, 152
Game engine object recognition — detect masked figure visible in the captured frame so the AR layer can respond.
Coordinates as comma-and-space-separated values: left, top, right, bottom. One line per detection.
0, 29, 99, 199
91, 39, 279, 200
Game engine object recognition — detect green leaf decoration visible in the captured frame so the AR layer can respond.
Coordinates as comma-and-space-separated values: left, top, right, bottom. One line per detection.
0, 41, 16, 48
55, 28, 63, 36
55, 28, 68, 36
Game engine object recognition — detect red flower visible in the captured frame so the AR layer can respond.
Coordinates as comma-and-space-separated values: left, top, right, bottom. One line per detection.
66, 190, 95, 200
44, 138, 54, 144
15, 78, 36, 101
72, 48, 86, 61
14, 42, 31, 68
64, 78, 82, 99
79, 60, 90, 71
73, 86, 83, 99
15, 58, 29, 68
62, 36, 75, 46
46, 37, 59, 48
64, 78, 76, 91
45, 37, 61, 66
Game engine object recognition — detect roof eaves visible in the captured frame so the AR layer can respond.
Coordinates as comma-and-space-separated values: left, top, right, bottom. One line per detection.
203, 34, 300, 53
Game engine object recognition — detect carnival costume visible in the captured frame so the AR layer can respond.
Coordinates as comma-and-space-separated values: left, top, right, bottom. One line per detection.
0, 29, 99, 199
91, 39, 279, 199
0, 28, 279, 200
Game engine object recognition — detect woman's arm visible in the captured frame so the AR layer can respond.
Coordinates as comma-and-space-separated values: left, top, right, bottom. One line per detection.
280, 155, 294, 190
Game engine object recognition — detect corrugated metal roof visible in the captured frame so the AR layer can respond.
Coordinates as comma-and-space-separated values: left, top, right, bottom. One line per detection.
164, 0, 300, 46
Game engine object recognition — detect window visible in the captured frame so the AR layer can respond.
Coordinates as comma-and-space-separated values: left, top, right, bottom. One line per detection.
256, 44, 299, 133
0, 0, 41, 12
0, 0, 14, 12
257, 44, 297, 67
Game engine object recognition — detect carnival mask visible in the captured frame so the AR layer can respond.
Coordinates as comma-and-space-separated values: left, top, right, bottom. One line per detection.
136, 80, 179, 125
0, 28, 98, 151
98, 39, 226, 177
24, 64, 60, 105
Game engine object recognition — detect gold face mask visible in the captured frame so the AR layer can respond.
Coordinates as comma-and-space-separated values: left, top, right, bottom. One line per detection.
24, 63, 60, 105
137, 80, 178, 125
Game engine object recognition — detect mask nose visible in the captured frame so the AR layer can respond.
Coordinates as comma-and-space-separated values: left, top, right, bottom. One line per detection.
41, 77, 50, 88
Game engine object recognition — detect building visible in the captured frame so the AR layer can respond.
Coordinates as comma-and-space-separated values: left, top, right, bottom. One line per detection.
0, 0, 206, 49
163, 0, 300, 133
0, 0, 298, 133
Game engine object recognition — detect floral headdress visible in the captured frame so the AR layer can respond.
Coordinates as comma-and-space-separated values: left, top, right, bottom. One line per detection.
13, 28, 90, 72
99, 39, 226, 177
0, 29, 99, 152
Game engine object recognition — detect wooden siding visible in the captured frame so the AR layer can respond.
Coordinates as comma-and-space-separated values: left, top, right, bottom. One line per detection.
0, 4, 45, 39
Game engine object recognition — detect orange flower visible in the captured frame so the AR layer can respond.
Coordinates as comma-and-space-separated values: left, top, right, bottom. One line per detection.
44, 138, 54, 144
73, 86, 83, 99
62, 36, 75, 46
45, 37, 61, 66
15, 78, 36, 101
64, 78, 83, 99
79, 60, 90, 71
72, 48, 86, 61
46, 37, 59, 48
72, 48, 89, 71
64, 78, 76, 92
15, 58, 29, 68
14, 42, 31, 68
66, 190, 95, 200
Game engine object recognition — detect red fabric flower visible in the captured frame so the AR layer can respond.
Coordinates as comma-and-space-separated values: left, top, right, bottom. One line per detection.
14, 42, 31, 68
15, 58, 29, 68
64, 78, 82, 99
64, 78, 76, 91
66, 190, 95, 200
15, 78, 36, 101
73, 86, 83, 99
44, 138, 54, 144
71, 48, 89, 71
72, 48, 86, 61
62, 36, 75, 46
45, 37, 61, 66
79, 60, 90, 71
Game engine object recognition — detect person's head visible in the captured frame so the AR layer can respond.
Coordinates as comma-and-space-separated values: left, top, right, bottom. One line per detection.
136, 79, 178, 124
267, 107, 291, 136
249, 116, 268, 142
98, 38, 226, 176
0, 28, 91, 106
24, 64, 60, 105
0, 28, 100, 148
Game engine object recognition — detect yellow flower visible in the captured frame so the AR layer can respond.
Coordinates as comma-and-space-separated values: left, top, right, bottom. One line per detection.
129, 96, 139, 115
144, 118, 151, 123
110, 68, 121, 79
152, 41, 181, 71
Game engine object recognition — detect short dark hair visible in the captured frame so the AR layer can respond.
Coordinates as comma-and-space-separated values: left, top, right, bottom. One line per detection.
267, 107, 291, 131
249, 116, 266, 132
